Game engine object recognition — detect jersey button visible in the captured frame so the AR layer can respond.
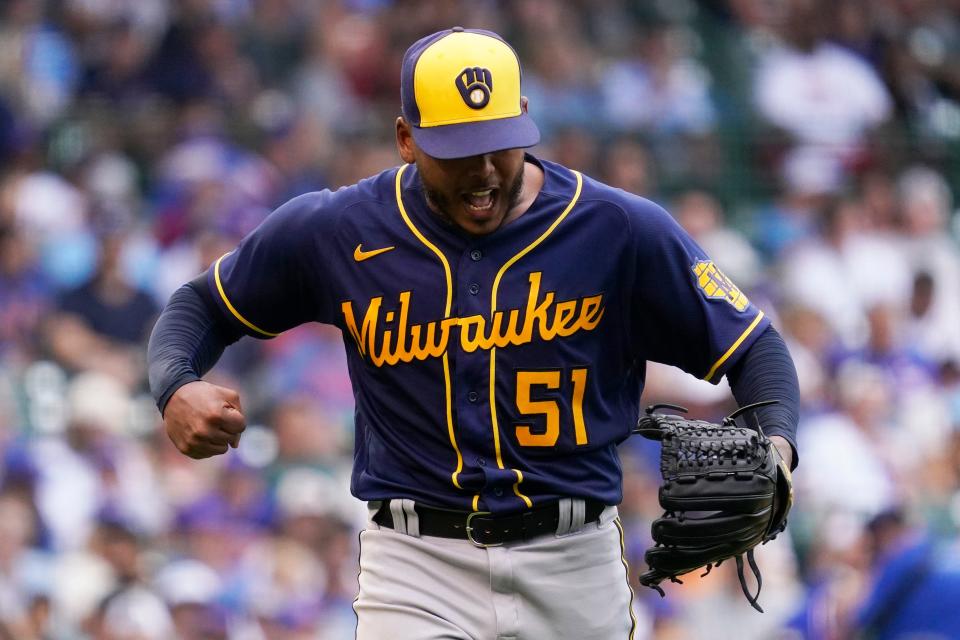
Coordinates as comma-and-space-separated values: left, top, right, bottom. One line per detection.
494, 488, 504, 496
468, 391, 479, 403
468, 283, 480, 295
476, 457, 486, 467
470, 249, 482, 261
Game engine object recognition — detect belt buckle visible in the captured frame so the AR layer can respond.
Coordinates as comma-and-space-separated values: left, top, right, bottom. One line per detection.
465, 511, 501, 548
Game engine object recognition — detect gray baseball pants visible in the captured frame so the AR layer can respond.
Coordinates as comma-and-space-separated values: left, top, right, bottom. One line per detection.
354, 500, 637, 639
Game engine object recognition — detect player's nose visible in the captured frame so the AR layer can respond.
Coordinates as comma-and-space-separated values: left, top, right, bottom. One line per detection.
462, 152, 495, 179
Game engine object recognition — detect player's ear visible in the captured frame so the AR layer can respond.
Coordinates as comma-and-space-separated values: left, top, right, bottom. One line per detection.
396, 117, 416, 164
520, 96, 530, 113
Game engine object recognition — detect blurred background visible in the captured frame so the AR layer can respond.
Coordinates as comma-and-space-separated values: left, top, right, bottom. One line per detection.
1, 0, 960, 638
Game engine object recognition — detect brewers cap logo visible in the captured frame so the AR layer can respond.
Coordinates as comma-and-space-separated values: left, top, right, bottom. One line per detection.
692, 260, 750, 312
455, 67, 493, 109
401, 29, 538, 157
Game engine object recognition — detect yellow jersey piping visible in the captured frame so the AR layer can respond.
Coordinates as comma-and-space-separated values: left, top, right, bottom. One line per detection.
703, 310, 765, 382
488, 169, 583, 508
213, 253, 280, 337
394, 165, 465, 490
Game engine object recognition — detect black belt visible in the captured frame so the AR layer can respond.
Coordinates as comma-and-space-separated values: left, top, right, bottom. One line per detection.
373, 499, 606, 547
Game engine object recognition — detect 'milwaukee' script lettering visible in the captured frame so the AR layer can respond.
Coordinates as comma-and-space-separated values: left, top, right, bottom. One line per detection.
342, 272, 604, 367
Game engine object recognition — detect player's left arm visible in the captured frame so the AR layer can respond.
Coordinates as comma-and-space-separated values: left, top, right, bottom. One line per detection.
726, 325, 799, 469
624, 197, 799, 466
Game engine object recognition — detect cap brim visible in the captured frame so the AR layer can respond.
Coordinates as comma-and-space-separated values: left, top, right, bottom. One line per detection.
411, 113, 540, 160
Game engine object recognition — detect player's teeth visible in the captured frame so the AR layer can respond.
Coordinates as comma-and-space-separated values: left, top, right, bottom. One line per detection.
465, 190, 494, 209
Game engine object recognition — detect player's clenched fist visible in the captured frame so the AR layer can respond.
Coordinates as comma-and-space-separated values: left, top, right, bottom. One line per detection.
162, 381, 245, 458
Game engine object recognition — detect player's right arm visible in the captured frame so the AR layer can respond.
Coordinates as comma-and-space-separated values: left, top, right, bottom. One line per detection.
148, 192, 334, 458
147, 276, 246, 458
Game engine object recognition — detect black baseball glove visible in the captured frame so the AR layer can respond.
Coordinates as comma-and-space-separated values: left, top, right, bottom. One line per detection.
634, 401, 793, 612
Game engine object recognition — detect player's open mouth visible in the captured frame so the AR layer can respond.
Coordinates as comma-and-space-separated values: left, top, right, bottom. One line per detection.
463, 188, 497, 213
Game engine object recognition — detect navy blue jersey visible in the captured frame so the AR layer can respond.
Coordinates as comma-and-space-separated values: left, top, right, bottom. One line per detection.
207, 156, 770, 513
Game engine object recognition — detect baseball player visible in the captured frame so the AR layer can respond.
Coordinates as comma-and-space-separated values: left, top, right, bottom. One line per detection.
148, 28, 799, 638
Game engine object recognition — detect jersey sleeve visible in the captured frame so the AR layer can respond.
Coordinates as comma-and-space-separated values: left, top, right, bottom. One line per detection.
205, 192, 336, 338
628, 198, 770, 383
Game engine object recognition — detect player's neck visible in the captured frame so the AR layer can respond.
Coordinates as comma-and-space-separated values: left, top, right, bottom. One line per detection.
502, 160, 545, 227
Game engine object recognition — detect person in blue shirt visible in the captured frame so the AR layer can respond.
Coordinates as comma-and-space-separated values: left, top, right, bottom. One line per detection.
855, 508, 960, 639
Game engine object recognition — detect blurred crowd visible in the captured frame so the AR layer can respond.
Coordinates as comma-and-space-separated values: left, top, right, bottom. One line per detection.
1, 0, 960, 638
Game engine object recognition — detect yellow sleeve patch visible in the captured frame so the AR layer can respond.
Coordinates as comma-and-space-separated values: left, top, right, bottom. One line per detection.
692, 260, 749, 312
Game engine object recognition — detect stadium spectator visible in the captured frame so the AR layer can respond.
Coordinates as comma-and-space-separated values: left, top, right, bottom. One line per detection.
44, 222, 158, 389
752, 0, 892, 157
851, 509, 960, 639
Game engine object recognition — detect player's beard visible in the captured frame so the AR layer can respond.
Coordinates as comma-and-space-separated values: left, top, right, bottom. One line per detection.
420, 166, 525, 232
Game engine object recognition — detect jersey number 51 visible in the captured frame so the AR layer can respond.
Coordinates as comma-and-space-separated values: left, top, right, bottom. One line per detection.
514, 368, 589, 447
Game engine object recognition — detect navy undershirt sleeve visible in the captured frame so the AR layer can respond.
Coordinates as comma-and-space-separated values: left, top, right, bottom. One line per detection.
726, 324, 800, 469
147, 275, 242, 415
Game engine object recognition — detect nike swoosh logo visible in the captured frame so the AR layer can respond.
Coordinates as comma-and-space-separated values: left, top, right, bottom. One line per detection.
354, 244, 395, 262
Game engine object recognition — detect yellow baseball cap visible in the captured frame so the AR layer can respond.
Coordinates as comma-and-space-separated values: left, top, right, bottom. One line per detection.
400, 27, 540, 159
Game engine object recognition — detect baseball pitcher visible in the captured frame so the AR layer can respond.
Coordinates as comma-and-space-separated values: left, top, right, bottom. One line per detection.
148, 27, 799, 639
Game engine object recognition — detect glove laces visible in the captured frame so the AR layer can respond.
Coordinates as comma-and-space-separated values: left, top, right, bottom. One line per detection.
735, 550, 764, 613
